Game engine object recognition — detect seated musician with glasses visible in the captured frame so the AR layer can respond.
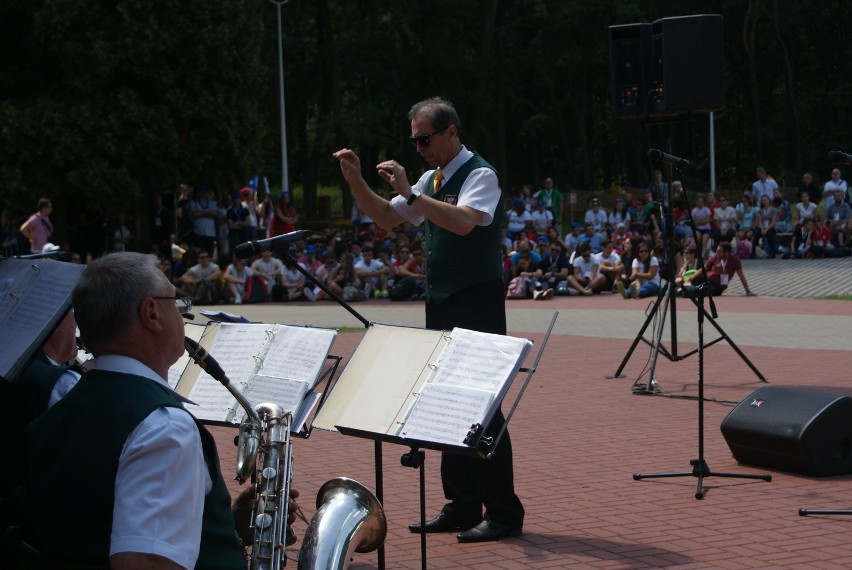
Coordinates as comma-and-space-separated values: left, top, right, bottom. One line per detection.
25, 252, 245, 570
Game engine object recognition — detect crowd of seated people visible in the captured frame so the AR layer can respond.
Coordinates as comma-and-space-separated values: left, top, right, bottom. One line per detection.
134, 172, 852, 308
161, 224, 437, 306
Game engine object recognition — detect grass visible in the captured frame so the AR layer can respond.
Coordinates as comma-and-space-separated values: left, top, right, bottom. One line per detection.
815, 295, 852, 301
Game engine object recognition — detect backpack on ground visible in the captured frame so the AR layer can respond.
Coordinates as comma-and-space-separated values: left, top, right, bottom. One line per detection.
243, 275, 269, 304
505, 276, 528, 299
193, 280, 220, 306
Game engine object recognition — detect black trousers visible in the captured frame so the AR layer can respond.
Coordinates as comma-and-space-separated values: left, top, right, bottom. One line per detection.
425, 279, 525, 527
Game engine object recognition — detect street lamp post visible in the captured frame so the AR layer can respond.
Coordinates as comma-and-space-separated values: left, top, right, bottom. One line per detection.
271, 0, 289, 196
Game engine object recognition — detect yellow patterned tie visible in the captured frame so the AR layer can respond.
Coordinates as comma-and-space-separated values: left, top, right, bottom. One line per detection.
433, 168, 444, 193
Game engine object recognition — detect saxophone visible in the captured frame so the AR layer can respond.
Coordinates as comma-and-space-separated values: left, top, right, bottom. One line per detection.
184, 337, 386, 570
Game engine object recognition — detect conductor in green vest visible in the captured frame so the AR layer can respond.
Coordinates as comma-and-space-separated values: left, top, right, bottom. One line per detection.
26, 252, 245, 569
333, 97, 524, 543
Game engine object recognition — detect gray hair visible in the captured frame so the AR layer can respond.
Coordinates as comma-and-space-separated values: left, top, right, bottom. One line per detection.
408, 97, 460, 132
73, 252, 165, 352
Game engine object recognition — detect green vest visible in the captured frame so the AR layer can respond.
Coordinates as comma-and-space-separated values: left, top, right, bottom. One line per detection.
424, 153, 504, 304
26, 370, 245, 569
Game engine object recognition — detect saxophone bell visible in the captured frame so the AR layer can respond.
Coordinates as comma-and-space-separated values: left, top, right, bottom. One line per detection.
296, 477, 386, 570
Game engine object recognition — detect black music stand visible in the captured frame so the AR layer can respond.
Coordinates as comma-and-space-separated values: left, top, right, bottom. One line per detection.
322, 315, 558, 570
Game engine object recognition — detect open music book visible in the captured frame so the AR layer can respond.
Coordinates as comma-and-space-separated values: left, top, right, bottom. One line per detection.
314, 324, 532, 449
174, 322, 337, 430
0, 258, 85, 382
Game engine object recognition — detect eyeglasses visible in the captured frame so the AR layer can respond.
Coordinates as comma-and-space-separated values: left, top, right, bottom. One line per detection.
409, 126, 448, 148
152, 295, 193, 313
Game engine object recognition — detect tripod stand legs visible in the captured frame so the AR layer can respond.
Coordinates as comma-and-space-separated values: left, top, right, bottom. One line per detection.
634, 459, 772, 500
799, 508, 852, 516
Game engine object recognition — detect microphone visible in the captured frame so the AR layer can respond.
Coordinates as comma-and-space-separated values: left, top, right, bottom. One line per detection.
647, 149, 692, 169
233, 230, 313, 259
828, 150, 852, 164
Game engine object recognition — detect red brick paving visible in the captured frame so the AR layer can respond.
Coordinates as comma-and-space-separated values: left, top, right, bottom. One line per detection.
211, 295, 852, 568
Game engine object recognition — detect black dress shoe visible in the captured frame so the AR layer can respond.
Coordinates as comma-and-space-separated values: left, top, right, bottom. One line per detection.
456, 519, 522, 543
408, 512, 481, 534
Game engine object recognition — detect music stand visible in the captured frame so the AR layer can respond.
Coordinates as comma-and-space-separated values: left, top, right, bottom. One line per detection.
315, 315, 558, 570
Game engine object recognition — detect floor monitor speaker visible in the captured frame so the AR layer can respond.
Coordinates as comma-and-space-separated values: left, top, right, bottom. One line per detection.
721, 386, 852, 476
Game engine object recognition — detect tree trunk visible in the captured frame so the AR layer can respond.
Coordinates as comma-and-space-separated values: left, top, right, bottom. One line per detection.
743, 0, 764, 164
771, 0, 802, 174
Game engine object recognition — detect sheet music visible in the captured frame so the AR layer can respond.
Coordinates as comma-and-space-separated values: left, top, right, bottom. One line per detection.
428, 329, 530, 392
5, 275, 70, 337
202, 324, 270, 386
187, 324, 270, 421
243, 374, 310, 416
260, 326, 335, 384
185, 374, 238, 422
399, 383, 493, 446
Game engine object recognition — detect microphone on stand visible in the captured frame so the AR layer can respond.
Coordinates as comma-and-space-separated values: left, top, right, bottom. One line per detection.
827, 150, 852, 165
233, 230, 313, 260
647, 149, 693, 169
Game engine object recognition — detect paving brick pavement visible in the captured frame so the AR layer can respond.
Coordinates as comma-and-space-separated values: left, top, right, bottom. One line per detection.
201, 262, 852, 569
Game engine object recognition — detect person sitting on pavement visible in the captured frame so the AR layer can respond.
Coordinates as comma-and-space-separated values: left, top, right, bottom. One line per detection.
530, 200, 554, 237
564, 222, 582, 254
792, 218, 816, 258
177, 249, 221, 296
617, 241, 660, 299
583, 197, 608, 231
506, 197, 532, 239
565, 242, 605, 296
391, 246, 426, 301
278, 258, 308, 302
510, 253, 543, 299
250, 249, 284, 296
328, 252, 363, 301
354, 246, 390, 298
755, 194, 779, 258
825, 189, 852, 250
309, 252, 339, 300
223, 256, 252, 304
595, 240, 623, 293
510, 236, 542, 267
608, 198, 631, 230
674, 244, 704, 295
711, 195, 738, 250
577, 223, 604, 254
703, 241, 754, 296
537, 243, 570, 297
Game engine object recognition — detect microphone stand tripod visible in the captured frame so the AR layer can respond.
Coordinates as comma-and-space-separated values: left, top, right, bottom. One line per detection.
608, 163, 766, 392
633, 287, 772, 498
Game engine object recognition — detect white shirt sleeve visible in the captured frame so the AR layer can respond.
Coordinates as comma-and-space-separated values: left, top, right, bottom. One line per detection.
111, 406, 212, 570
391, 166, 501, 226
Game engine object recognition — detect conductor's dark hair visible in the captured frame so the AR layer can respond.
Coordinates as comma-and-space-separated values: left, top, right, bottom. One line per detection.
408, 97, 460, 132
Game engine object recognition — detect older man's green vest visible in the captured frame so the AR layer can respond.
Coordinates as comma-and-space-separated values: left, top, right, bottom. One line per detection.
27, 371, 245, 569
424, 153, 504, 304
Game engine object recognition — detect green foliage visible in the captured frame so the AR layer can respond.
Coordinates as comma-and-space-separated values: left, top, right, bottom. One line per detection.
2, 0, 852, 248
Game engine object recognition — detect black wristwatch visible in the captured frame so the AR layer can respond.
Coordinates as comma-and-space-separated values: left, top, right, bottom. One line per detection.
407, 188, 422, 205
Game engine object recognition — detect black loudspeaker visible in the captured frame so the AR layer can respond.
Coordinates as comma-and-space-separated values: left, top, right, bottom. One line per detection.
651, 14, 725, 114
609, 23, 653, 118
721, 386, 852, 476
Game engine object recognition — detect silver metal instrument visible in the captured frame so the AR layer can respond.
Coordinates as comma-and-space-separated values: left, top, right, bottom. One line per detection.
183, 337, 386, 570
